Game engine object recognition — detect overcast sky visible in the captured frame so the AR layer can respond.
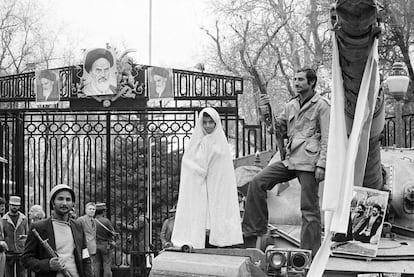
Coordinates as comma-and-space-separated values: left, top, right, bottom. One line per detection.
43, 0, 213, 69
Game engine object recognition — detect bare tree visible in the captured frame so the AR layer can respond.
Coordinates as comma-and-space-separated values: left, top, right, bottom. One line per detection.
380, 1, 414, 80
0, 0, 75, 75
377, 0, 414, 113
203, 0, 332, 120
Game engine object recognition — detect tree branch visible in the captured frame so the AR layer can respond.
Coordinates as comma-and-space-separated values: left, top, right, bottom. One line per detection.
201, 21, 240, 75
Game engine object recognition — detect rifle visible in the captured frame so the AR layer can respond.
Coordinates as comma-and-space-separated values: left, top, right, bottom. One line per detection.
32, 229, 73, 277
259, 95, 286, 160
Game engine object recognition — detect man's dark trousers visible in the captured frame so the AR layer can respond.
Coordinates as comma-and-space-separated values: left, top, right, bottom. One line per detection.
242, 161, 321, 254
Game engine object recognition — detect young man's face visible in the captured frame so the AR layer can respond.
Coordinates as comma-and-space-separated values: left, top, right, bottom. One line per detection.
85, 205, 96, 217
202, 115, 216, 134
371, 207, 379, 216
9, 204, 20, 214
294, 71, 313, 95
0, 204, 5, 214
52, 190, 74, 216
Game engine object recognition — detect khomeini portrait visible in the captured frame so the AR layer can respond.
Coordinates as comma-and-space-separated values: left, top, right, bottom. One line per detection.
82, 48, 117, 96
35, 69, 60, 104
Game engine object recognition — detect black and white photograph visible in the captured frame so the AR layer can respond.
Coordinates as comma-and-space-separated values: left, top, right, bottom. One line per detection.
148, 66, 173, 100
35, 69, 60, 104
1, 0, 414, 276
331, 186, 389, 257
82, 48, 118, 96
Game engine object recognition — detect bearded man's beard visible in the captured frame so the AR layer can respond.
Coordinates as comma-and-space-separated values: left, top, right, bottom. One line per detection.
94, 78, 111, 93
43, 87, 53, 98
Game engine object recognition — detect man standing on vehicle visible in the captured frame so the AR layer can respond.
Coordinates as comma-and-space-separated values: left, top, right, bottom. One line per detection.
242, 67, 330, 255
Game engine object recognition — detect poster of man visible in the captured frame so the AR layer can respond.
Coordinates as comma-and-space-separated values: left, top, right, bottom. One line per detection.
82, 48, 117, 96
35, 69, 60, 104
148, 66, 173, 99
331, 186, 389, 257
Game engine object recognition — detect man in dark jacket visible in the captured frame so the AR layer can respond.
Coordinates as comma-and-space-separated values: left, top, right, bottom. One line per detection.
160, 205, 176, 249
353, 204, 383, 243
22, 184, 93, 277
95, 203, 116, 277
0, 197, 8, 277
2, 195, 28, 277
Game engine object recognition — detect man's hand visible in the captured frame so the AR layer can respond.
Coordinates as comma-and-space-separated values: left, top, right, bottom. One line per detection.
49, 257, 66, 271
259, 94, 270, 107
0, 241, 8, 252
266, 125, 274, 134
315, 167, 325, 183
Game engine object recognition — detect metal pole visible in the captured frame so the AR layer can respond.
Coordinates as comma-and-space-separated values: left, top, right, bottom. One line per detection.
148, 138, 153, 246
394, 100, 405, 147
147, 0, 153, 249
149, 0, 152, 65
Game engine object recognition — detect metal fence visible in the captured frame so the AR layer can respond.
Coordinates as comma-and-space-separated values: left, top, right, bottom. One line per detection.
382, 114, 414, 148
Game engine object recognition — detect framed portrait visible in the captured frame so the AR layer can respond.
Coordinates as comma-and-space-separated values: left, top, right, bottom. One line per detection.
331, 186, 389, 257
82, 48, 117, 97
35, 69, 60, 105
148, 66, 173, 100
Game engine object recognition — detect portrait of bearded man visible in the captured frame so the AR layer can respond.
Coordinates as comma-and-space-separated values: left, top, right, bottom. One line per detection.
148, 66, 173, 99
35, 69, 60, 104
82, 48, 117, 96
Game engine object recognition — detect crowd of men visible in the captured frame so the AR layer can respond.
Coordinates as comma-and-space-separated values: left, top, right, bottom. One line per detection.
0, 186, 118, 277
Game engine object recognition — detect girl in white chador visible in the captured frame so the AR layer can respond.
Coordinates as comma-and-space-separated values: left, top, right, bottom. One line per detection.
171, 107, 243, 248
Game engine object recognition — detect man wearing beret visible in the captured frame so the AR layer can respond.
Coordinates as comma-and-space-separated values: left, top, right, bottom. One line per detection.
22, 184, 93, 277
2, 195, 28, 277
36, 70, 59, 103
83, 48, 117, 97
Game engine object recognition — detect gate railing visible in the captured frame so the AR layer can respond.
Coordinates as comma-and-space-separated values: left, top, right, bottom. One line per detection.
0, 65, 242, 106
382, 114, 414, 148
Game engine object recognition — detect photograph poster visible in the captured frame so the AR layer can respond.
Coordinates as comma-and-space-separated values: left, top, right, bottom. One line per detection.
148, 66, 173, 100
331, 186, 389, 257
35, 69, 60, 105
82, 48, 117, 97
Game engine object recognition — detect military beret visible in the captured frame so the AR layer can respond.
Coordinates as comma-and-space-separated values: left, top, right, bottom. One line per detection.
95, 202, 107, 211
9, 196, 21, 206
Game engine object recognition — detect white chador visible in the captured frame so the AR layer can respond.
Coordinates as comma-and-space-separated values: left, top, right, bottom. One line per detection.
171, 107, 243, 248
